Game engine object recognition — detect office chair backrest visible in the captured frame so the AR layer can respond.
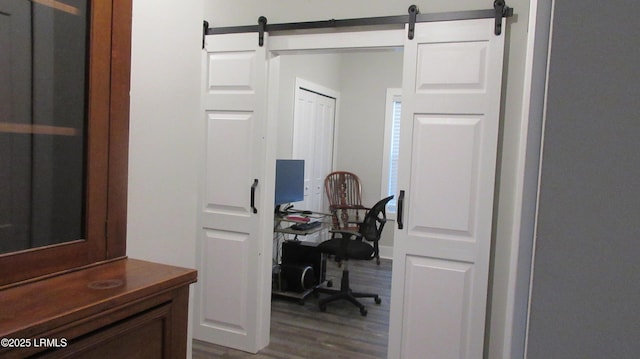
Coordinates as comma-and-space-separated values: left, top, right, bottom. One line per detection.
360, 196, 394, 243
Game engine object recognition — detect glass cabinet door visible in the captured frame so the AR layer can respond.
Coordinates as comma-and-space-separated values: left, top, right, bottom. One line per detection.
1, 0, 88, 254
0, 0, 131, 286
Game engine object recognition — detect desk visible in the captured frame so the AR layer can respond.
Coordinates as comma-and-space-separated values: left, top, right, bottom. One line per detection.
275, 222, 325, 236
276, 212, 328, 231
272, 211, 331, 303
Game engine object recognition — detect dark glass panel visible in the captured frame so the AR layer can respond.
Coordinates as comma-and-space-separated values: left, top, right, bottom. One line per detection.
0, 1, 88, 254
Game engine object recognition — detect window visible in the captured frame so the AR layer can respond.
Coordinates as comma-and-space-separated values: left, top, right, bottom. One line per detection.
381, 88, 401, 215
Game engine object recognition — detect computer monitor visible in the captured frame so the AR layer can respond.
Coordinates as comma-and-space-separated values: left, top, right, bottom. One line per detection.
274, 159, 305, 208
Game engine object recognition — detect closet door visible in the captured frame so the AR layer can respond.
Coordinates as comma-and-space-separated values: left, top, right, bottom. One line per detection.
389, 18, 506, 358
292, 80, 336, 215
195, 32, 269, 353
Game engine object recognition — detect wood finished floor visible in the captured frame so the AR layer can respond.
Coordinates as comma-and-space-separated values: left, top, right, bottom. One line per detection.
193, 257, 392, 359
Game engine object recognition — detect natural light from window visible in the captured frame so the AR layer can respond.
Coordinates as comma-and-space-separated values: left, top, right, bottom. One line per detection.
381, 88, 401, 215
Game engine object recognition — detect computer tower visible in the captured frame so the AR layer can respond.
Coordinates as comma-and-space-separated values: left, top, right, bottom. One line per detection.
280, 240, 326, 290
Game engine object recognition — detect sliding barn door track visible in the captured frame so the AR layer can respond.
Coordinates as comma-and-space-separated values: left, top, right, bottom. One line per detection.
202, 1, 514, 47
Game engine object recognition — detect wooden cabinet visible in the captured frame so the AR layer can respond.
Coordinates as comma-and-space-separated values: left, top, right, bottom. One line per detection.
0, 259, 197, 358
1, 2, 198, 357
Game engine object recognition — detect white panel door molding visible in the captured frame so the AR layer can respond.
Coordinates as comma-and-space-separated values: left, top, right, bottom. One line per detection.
195, 32, 270, 353
292, 79, 337, 212
389, 18, 506, 359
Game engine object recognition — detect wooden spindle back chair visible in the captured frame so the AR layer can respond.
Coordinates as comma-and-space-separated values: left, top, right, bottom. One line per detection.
324, 171, 369, 231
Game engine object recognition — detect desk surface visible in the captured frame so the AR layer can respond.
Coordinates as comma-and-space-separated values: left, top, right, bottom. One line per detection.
275, 211, 331, 236
277, 212, 330, 221
275, 223, 327, 236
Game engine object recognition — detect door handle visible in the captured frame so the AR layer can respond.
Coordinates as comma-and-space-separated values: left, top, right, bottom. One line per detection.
251, 179, 259, 214
397, 190, 405, 229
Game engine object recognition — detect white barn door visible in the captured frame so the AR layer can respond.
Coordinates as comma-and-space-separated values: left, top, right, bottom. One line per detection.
388, 18, 506, 358
194, 32, 270, 353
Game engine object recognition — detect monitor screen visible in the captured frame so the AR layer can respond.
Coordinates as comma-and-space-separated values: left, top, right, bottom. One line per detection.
274, 159, 305, 206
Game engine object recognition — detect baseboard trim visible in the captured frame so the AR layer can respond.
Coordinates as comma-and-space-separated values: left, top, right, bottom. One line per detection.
379, 245, 393, 260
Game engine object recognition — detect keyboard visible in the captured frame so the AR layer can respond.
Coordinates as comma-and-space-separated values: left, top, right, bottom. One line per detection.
290, 221, 322, 231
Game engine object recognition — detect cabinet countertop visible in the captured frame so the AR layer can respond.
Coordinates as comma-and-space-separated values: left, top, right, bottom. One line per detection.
0, 258, 197, 338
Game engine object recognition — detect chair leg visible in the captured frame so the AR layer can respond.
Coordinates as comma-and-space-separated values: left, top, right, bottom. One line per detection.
352, 291, 382, 304
316, 266, 380, 316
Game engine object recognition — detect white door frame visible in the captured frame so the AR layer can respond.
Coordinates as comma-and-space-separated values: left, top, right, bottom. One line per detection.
262, 28, 406, 351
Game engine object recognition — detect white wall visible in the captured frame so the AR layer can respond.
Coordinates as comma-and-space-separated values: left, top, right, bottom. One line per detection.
336, 50, 403, 207
335, 50, 403, 251
127, 1, 203, 356
119, 1, 534, 358
128, 0, 201, 268
203, 1, 534, 358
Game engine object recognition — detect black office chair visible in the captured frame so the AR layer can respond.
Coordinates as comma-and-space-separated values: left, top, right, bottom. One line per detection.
316, 196, 393, 316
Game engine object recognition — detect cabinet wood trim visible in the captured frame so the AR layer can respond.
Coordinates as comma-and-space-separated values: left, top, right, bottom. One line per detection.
0, 258, 197, 358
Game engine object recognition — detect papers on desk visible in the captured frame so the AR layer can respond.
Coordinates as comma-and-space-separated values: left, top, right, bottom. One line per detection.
289, 220, 322, 231
281, 214, 323, 231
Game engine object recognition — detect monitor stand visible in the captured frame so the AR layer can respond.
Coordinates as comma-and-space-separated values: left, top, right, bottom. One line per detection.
275, 203, 294, 216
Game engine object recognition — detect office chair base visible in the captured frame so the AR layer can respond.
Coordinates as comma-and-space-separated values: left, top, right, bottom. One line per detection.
316, 269, 381, 316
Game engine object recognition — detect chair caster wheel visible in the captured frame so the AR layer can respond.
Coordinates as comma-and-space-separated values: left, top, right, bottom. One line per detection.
319, 304, 327, 312
360, 308, 368, 316
375, 296, 381, 305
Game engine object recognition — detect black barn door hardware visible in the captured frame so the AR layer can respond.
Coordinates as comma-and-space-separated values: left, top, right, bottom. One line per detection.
251, 179, 259, 213
408, 5, 419, 40
397, 190, 405, 230
494, 0, 512, 35
203, 1, 514, 46
202, 20, 209, 49
258, 16, 267, 47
